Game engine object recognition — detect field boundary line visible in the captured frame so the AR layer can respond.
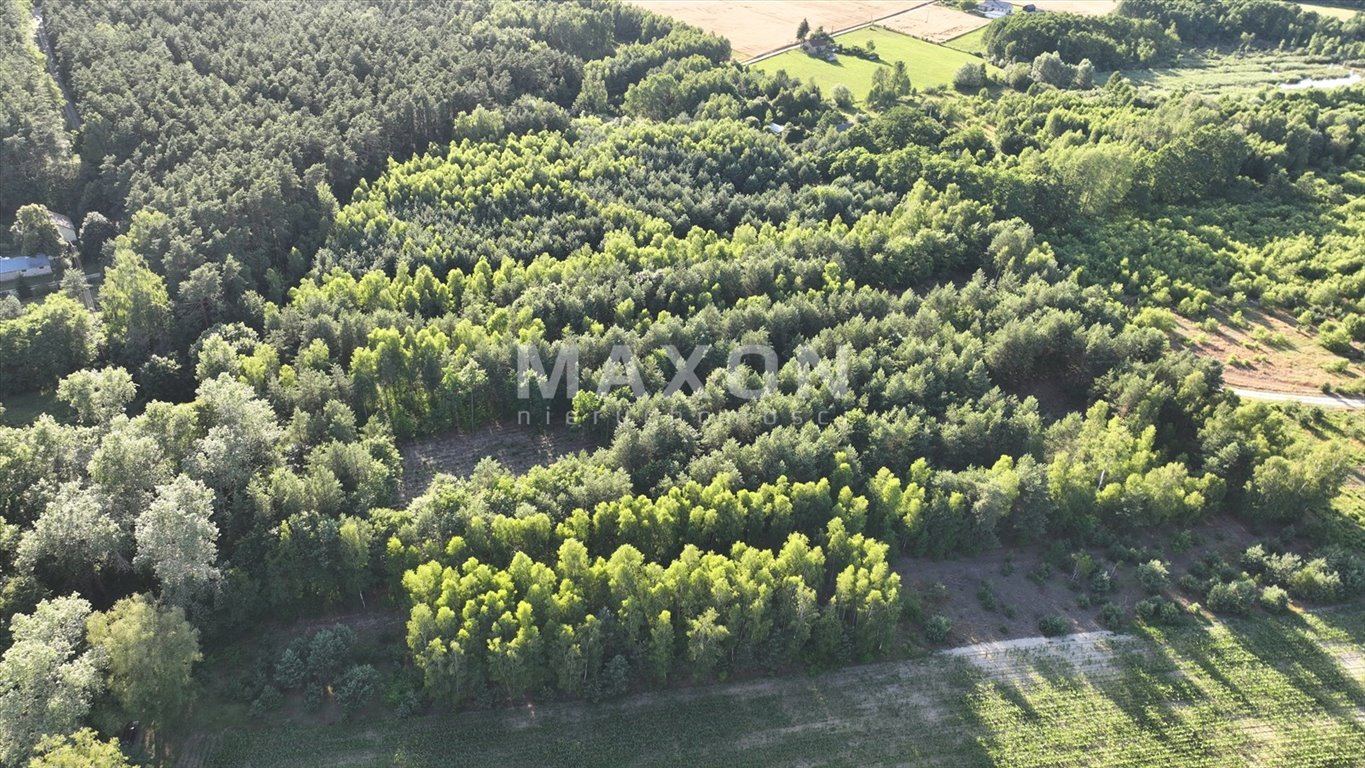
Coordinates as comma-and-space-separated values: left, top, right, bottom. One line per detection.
741, 0, 938, 64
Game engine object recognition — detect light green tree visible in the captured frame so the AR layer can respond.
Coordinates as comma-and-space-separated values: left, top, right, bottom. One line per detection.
99, 249, 170, 365
56, 367, 136, 426
135, 476, 220, 609
86, 595, 201, 754
0, 597, 104, 766
10, 204, 62, 257
29, 728, 132, 768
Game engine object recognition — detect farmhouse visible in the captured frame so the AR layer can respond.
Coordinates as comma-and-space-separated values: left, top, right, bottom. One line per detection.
48, 211, 77, 246
0, 254, 54, 282
801, 31, 838, 61
979, 0, 1013, 19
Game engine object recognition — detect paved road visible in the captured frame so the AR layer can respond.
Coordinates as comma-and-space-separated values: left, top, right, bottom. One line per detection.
742, 0, 937, 64
1231, 387, 1365, 410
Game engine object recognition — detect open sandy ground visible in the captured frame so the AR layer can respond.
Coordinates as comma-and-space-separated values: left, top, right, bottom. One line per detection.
881, 3, 991, 42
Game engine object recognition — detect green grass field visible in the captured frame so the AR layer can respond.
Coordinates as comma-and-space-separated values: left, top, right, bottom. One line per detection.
943, 26, 989, 56
754, 27, 990, 99
200, 605, 1365, 767
0, 389, 59, 426
1116, 51, 1354, 93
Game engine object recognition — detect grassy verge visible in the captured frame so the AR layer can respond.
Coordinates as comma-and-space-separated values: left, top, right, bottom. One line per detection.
942, 25, 988, 56
0, 389, 60, 426
200, 604, 1365, 767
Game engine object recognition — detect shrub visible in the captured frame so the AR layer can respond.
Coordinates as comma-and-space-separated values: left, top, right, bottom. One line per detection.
925, 615, 953, 644
336, 664, 381, 714
1005, 63, 1032, 90
1136, 597, 1183, 625
1321, 547, 1365, 596
1171, 530, 1194, 552
1206, 577, 1257, 614
1070, 551, 1098, 582
1288, 559, 1342, 602
1090, 570, 1113, 594
1038, 615, 1069, 637
1260, 585, 1290, 613
831, 85, 854, 110
1134, 307, 1177, 331
303, 685, 323, 712
1177, 574, 1204, 595
1319, 326, 1354, 356
250, 685, 284, 717
1136, 560, 1169, 594
977, 582, 998, 611
275, 647, 307, 689
276, 624, 358, 694
953, 62, 987, 92
1098, 601, 1124, 629
1028, 562, 1053, 585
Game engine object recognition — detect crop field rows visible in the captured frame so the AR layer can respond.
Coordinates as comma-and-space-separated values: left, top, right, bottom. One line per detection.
202, 607, 1365, 767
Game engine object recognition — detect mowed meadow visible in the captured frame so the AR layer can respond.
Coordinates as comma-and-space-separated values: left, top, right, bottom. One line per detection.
754, 26, 993, 95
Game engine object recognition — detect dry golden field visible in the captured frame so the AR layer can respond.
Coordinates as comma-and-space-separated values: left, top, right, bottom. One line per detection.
627, 0, 933, 59
880, 3, 991, 42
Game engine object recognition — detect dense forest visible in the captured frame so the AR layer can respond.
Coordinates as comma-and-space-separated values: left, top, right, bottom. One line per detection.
0, 0, 1363, 764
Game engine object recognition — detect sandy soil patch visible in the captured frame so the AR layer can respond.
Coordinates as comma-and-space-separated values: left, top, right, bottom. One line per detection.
1174, 308, 1363, 395
627, 0, 932, 59
399, 421, 597, 501
944, 631, 1132, 683
1322, 641, 1365, 684
899, 516, 1261, 646
881, 4, 991, 42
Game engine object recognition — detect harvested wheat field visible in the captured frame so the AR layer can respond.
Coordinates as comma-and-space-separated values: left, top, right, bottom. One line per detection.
627, 0, 933, 59
881, 3, 990, 42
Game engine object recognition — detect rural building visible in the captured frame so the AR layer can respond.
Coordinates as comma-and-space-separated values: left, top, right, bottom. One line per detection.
48, 212, 77, 246
0, 255, 54, 282
766, 122, 786, 135
979, 0, 1013, 19
801, 32, 838, 61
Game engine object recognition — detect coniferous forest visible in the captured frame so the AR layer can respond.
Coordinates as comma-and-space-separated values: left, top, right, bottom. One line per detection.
1, 0, 1364, 765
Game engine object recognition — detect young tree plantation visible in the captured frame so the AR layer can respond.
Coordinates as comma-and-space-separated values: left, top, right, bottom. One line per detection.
1, 0, 1364, 765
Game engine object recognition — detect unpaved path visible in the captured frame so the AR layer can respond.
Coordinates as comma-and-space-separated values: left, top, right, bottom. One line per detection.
1232, 387, 1365, 409
32, 6, 80, 130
